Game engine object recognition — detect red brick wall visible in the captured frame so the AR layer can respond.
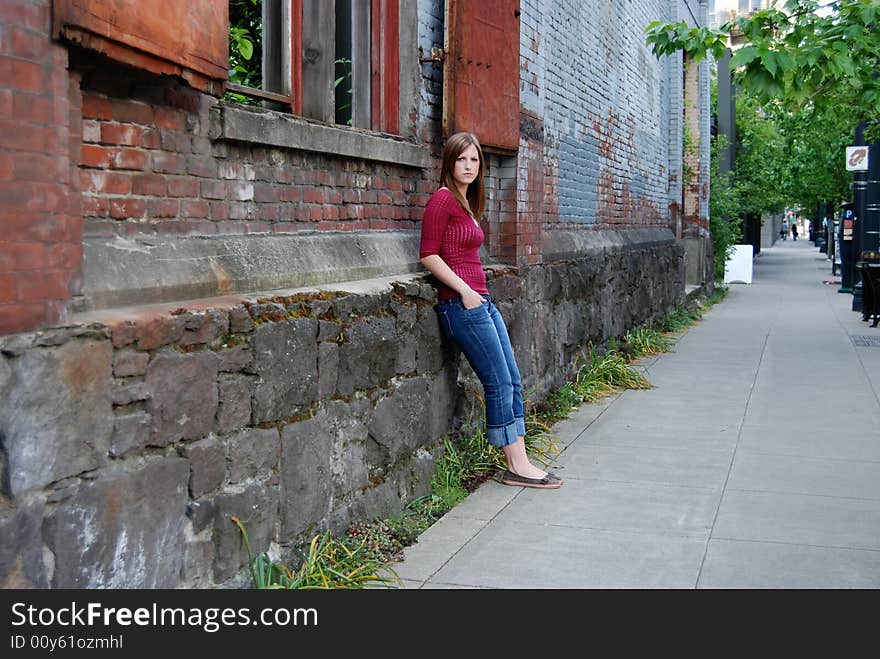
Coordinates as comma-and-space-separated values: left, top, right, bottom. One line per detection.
0, 1, 82, 334
76, 58, 435, 241
517, 133, 553, 266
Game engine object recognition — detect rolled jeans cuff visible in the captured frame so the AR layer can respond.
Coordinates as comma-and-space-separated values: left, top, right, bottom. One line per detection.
487, 416, 526, 447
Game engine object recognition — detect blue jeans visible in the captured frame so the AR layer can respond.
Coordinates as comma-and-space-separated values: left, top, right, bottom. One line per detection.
437, 295, 526, 447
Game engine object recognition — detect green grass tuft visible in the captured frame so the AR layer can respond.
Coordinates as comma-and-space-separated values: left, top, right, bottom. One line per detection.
569, 346, 652, 402
622, 327, 673, 359
231, 519, 399, 589
653, 302, 703, 332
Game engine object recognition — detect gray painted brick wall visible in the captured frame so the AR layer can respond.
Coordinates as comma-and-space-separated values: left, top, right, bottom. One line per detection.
519, 0, 677, 225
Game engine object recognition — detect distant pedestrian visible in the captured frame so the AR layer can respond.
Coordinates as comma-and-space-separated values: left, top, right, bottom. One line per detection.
792, 223, 798, 241
419, 132, 563, 489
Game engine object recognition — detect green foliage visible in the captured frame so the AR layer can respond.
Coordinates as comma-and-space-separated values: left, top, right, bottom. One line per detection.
709, 134, 744, 280
710, 210, 743, 281
569, 347, 653, 403
706, 285, 729, 307
682, 124, 700, 186
770, 101, 856, 212
644, 20, 730, 62
226, 0, 263, 105
533, 384, 583, 425
334, 57, 353, 125
346, 519, 407, 563
622, 327, 673, 357
706, 89, 785, 282
646, 1, 880, 123
648, 2, 878, 237
286, 531, 399, 588
733, 95, 789, 218
343, 491, 462, 566
654, 301, 705, 333
659, 287, 730, 324
228, 0, 261, 86
714, 85, 854, 243
435, 433, 505, 492
707, 72, 853, 274
523, 415, 563, 467
430, 440, 473, 505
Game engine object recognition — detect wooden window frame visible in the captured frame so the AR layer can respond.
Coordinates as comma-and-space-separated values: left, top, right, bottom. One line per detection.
227, 0, 303, 114
229, 0, 400, 134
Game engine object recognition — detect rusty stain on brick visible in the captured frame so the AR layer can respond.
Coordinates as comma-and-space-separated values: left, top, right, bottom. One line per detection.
592, 112, 621, 160
595, 168, 616, 225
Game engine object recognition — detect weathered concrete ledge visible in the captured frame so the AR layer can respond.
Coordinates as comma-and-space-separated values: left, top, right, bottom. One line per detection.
81, 230, 424, 310
70, 273, 425, 327
541, 227, 677, 262
212, 104, 432, 169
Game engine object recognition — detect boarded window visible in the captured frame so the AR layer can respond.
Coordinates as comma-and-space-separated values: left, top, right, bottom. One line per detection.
53, 0, 228, 94
443, 0, 520, 153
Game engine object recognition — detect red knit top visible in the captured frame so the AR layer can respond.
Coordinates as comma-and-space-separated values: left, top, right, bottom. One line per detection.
419, 188, 488, 301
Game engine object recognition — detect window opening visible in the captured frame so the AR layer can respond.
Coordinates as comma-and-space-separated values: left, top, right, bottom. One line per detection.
224, 0, 396, 132
335, 2, 353, 126
226, 0, 264, 105
226, 0, 296, 109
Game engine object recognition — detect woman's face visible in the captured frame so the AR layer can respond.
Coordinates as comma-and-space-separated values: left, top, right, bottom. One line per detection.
452, 144, 480, 189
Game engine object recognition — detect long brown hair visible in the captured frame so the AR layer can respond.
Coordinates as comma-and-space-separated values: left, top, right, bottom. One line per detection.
439, 132, 486, 219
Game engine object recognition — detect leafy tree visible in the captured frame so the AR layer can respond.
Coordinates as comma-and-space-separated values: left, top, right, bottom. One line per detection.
732, 94, 788, 219
709, 133, 743, 280
706, 89, 788, 277
646, 0, 879, 261
771, 101, 855, 212
645, 0, 880, 126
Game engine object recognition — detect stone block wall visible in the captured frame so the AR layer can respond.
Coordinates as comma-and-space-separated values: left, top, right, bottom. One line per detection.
0, 277, 451, 587
0, 235, 682, 588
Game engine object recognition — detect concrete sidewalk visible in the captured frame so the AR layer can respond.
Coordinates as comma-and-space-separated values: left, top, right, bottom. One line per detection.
393, 239, 880, 588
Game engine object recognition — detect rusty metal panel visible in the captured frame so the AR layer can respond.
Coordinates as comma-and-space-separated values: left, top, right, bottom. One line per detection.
371, 0, 399, 133
444, 0, 520, 153
53, 0, 228, 81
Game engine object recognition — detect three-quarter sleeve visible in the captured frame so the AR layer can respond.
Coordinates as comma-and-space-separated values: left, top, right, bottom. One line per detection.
419, 190, 454, 258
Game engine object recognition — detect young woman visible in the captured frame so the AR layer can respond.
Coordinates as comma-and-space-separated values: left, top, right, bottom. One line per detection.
419, 132, 563, 489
